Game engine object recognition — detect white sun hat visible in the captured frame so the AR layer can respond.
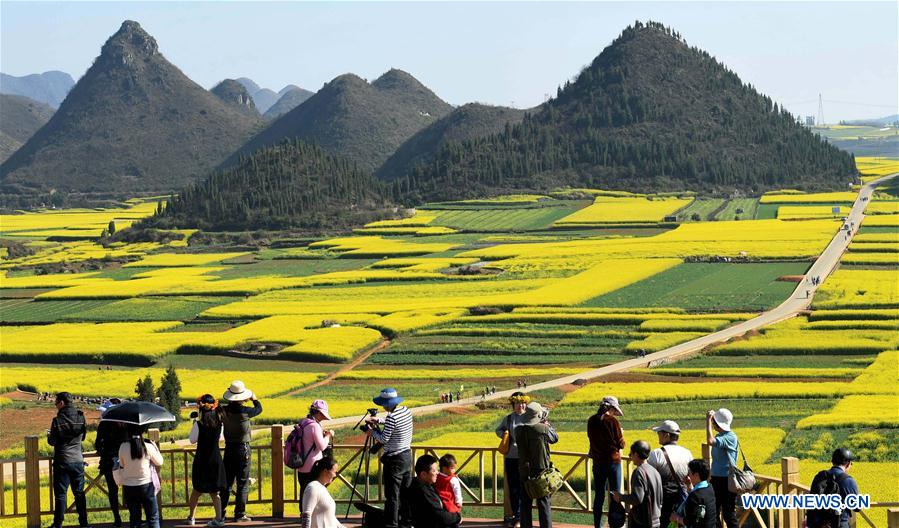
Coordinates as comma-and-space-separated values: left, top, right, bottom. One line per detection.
223, 380, 254, 402
713, 408, 733, 432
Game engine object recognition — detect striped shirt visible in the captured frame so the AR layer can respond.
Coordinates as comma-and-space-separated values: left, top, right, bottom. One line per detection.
372, 405, 413, 457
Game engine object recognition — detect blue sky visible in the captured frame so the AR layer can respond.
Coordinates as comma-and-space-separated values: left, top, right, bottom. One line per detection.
2, 1, 896, 121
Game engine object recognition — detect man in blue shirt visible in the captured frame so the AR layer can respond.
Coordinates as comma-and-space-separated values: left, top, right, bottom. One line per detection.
706, 408, 738, 528
824, 448, 860, 528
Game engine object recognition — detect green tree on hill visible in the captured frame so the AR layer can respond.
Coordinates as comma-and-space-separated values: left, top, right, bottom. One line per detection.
135, 373, 155, 402
156, 366, 182, 431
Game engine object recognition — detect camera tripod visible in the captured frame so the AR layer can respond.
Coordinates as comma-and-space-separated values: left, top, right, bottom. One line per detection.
344, 410, 381, 521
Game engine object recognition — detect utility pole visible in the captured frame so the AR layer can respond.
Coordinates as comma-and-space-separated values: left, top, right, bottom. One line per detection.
816, 93, 825, 126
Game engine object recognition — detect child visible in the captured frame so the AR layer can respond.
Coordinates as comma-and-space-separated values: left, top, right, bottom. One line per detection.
436, 454, 463, 517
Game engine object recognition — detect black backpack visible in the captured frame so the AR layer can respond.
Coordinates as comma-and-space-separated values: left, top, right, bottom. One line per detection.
805, 470, 849, 528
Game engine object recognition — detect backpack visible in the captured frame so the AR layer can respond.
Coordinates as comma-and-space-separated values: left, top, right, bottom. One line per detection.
283, 419, 315, 470
805, 469, 849, 528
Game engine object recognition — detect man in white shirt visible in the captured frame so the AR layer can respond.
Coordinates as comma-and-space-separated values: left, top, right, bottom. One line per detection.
647, 420, 694, 526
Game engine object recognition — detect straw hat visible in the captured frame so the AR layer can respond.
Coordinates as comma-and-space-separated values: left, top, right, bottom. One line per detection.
713, 408, 733, 432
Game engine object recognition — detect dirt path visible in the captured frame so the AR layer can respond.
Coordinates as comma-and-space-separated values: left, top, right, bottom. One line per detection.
283, 338, 391, 398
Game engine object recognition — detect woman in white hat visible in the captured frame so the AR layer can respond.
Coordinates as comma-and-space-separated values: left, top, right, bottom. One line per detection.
220, 381, 263, 522
706, 408, 738, 528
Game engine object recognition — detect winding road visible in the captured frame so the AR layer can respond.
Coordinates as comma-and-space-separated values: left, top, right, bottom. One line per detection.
320, 171, 898, 428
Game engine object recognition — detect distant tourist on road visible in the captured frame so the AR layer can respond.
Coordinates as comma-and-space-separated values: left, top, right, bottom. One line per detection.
366, 388, 413, 528
95, 402, 127, 527
118, 425, 164, 528
647, 420, 693, 525
48, 391, 89, 528
611, 440, 663, 528
515, 401, 558, 528
221, 381, 263, 523
187, 394, 227, 527
671, 459, 716, 528
406, 454, 462, 528
436, 454, 463, 516
588, 395, 626, 528
495, 391, 530, 528
706, 409, 739, 528
291, 400, 335, 512
806, 448, 860, 528
301, 457, 345, 528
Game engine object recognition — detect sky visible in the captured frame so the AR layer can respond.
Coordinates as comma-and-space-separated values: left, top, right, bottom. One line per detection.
2, 1, 896, 122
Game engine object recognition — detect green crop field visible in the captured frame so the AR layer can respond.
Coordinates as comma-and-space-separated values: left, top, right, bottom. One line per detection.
677, 198, 727, 221
427, 203, 588, 231
581, 262, 809, 311
0, 298, 112, 322
714, 197, 759, 220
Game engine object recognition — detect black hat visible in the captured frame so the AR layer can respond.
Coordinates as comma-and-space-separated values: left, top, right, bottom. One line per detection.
832, 448, 853, 466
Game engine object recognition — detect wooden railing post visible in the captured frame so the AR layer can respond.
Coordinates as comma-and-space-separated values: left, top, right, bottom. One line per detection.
781, 457, 801, 528
25, 436, 41, 528
701, 443, 711, 465
887, 508, 899, 528
271, 425, 284, 518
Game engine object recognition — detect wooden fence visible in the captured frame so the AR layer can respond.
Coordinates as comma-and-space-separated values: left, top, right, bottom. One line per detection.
1, 427, 897, 527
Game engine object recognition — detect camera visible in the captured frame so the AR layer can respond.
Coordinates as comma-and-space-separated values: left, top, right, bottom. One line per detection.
357, 408, 380, 432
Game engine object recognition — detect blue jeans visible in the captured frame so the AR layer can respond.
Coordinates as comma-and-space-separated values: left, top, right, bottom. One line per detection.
592, 461, 622, 528
123, 483, 159, 528
504, 458, 522, 521
53, 461, 88, 528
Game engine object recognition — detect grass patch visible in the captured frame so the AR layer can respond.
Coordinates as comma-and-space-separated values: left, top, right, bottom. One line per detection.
427, 204, 588, 231
582, 262, 809, 311
59, 296, 243, 321
714, 198, 759, 220
0, 299, 113, 323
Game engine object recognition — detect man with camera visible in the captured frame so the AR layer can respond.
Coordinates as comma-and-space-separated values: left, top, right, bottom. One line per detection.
365, 388, 413, 528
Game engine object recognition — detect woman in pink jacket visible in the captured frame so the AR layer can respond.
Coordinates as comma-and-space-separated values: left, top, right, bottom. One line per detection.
292, 400, 334, 511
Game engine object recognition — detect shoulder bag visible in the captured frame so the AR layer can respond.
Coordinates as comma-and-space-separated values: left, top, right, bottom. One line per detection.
662, 446, 689, 505
727, 445, 756, 494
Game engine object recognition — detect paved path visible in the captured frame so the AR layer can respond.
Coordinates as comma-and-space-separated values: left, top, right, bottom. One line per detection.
69, 517, 593, 528
315, 172, 898, 429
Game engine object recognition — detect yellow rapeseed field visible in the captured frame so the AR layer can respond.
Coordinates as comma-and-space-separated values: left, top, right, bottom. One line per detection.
0, 201, 158, 236
813, 269, 899, 309
554, 196, 693, 225
560, 379, 892, 406
0, 366, 324, 399
123, 252, 248, 267
309, 236, 456, 257
861, 214, 899, 227
776, 206, 850, 220
636, 367, 862, 379
464, 219, 838, 263
337, 366, 582, 381
760, 192, 857, 204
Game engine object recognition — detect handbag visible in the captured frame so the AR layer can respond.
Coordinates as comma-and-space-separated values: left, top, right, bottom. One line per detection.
727, 445, 756, 494
111, 457, 124, 486
151, 465, 161, 495
661, 446, 689, 505
524, 465, 564, 499
498, 431, 511, 456
498, 416, 511, 455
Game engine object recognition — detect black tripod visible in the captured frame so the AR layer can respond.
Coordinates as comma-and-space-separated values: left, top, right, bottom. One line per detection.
345, 411, 381, 522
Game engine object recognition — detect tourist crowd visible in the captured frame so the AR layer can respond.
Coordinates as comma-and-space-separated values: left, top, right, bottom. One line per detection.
46, 385, 861, 528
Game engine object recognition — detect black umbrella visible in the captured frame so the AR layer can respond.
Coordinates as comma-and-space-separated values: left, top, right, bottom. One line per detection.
100, 401, 176, 426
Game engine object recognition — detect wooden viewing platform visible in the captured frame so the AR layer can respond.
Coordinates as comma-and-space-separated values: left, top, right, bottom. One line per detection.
63, 518, 596, 528
4, 427, 899, 528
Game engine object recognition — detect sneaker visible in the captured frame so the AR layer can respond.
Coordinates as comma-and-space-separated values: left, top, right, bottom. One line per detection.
207, 519, 225, 528
186, 517, 196, 526
233, 515, 251, 523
